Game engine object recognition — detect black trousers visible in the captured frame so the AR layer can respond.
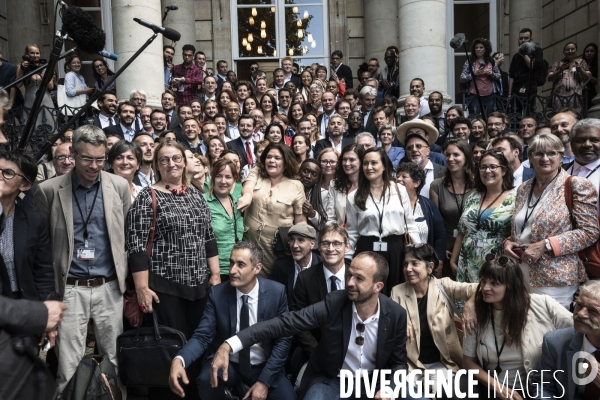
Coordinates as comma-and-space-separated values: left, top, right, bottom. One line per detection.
355, 234, 404, 296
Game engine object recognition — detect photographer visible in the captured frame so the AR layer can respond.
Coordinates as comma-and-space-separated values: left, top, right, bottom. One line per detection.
16, 43, 55, 129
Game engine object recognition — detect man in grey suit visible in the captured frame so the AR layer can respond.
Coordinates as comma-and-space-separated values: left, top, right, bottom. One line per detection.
34, 125, 131, 394
533, 280, 600, 399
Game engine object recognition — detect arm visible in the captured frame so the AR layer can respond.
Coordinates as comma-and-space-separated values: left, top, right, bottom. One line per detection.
547, 61, 565, 83
345, 195, 359, 256
439, 277, 478, 301
429, 200, 448, 264
325, 185, 338, 224
398, 184, 421, 244
184, 67, 203, 86
460, 61, 473, 83
64, 72, 78, 97
292, 184, 308, 225
491, 63, 501, 81
0, 296, 49, 335
449, 232, 464, 274
237, 168, 257, 212
32, 214, 55, 300
203, 201, 221, 286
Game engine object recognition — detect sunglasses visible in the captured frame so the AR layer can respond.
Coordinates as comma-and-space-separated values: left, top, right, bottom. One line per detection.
355, 323, 365, 345
484, 253, 510, 266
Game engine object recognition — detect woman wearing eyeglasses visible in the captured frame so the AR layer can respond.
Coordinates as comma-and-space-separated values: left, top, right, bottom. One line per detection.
91, 58, 116, 93
503, 133, 599, 308
450, 151, 516, 292
390, 244, 478, 399
462, 254, 572, 399
126, 140, 220, 398
346, 147, 421, 294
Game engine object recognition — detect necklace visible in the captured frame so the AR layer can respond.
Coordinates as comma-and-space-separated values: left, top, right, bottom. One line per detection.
165, 183, 187, 196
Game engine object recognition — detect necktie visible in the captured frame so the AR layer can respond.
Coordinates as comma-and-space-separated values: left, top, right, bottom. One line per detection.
245, 141, 254, 165
166, 113, 171, 129
583, 350, 600, 399
109, 117, 114, 126
239, 294, 251, 375
330, 276, 338, 292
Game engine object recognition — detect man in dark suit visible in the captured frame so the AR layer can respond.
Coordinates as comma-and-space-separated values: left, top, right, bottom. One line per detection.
90, 92, 117, 129
102, 101, 138, 142
169, 242, 294, 400
533, 280, 600, 400
269, 224, 321, 306
227, 115, 257, 169
330, 50, 353, 88
314, 114, 355, 159
491, 136, 535, 187
316, 92, 337, 139
281, 57, 300, 88
211, 251, 411, 400
359, 87, 378, 136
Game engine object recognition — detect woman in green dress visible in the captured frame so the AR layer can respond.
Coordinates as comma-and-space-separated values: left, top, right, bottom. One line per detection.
203, 158, 243, 281
450, 150, 516, 285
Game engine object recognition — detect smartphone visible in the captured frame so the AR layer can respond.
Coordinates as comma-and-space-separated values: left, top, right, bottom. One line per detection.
513, 246, 526, 259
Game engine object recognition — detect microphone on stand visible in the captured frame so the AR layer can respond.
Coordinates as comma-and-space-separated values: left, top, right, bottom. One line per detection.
133, 18, 181, 41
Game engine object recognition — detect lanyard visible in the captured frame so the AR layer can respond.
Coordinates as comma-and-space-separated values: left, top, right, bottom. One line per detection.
490, 309, 505, 374
217, 194, 238, 243
72, 183, 100, 245
369, 191, 385, 239
450, 178, 465, 216
570, 162, 600, 178
520, 172, 560, 234
476, 190, 504, 230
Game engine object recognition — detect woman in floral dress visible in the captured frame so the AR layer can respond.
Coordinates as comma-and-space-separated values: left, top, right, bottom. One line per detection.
450, 151, 516, 284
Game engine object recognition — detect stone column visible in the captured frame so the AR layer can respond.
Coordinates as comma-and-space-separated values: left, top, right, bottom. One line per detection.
508, 0, 542, 60
587, 0, 600, 118
363, 0, 398, 63
6, 0, 43, 63
398, 0, 449, 104
112, 0, 164, 107
161, 0, 197, 65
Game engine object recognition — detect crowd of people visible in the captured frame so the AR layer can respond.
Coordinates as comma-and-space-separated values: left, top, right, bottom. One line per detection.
0, 28, 600, 400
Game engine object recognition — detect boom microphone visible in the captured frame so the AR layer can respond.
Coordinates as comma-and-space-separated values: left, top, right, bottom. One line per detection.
519, 41, 537, 57
166, 6, 179, 10
98, 49, 118, 61
450, 33, 467, 50
62, 7, 106, 54
133, 18, 181, 41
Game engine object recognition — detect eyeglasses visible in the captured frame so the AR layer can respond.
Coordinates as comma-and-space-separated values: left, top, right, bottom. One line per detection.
484, 253, 510, 266
349, 116, 362, 121
406, 144, 427, 150
158, 155, 183, 165
76, 153, 107, 166
531, 151, 561, 159
152, 117, 166, 122
355, 323, 365, 345
321, 160, 337, 166
55, 155, 74, 162
0, 167, 28, 182
320, 241, 344, 250
479, 164, 503, 172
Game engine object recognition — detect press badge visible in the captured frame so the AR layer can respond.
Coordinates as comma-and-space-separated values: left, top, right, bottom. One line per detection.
453, 229, 458, 238
77, 240, 95, 260
373, 241, 388, 252
476, 240, 484, 248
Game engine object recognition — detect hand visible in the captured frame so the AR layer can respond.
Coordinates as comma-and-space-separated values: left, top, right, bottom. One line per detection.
209, 274, 221, 287
331, 72, 339, 83
449, 260, 458, 275
382, 80, 390, 89
434, 261, 443, 278
522, 241, 546, 266
445, 250, 452, 260
168, 358, 189, 398
302, 200, 316, 218
211, 342, 232, 388
86, 87, 94, 94
243, 381, 268, 400
46, 330, 58, 348
503, 240, 523, 262
462, 297, 477, 335
406, 325, 414, 344
136, 286, 159, 313
44, 301, 66, 332
312, 99, 321, 110
474, 68, 483, 76
485, 69, 493, 76
21, 61, 29, 70
237, 193, 252, 212
374, 389, 392, 400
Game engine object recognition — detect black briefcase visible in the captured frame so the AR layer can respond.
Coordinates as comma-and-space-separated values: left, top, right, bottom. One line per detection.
116, 312, 186, 387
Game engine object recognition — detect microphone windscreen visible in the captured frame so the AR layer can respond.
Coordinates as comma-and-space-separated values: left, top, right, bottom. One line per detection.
450, 33, 467, 50
163, 27, 181, 42
519, 42, 537, 57
62, 7, 106, 54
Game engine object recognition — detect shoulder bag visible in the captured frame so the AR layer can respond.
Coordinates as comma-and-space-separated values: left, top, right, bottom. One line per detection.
123, 187, 157, 328
564, 176, 600, 278
394, 182, 413, 246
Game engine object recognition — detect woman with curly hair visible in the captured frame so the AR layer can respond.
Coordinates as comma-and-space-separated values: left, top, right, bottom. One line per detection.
460, 38, 500, 117
216, 89, 238, 114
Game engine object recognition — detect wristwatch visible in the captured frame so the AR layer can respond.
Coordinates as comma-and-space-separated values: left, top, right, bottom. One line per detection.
544, 239, 552, 251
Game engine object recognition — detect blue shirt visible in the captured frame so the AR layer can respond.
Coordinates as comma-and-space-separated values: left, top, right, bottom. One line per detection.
69, 172, 115, 279
65, 71, 88, 98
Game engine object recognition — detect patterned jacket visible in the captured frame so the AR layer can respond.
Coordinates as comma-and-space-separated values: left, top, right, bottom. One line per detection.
509, 170, 599, 287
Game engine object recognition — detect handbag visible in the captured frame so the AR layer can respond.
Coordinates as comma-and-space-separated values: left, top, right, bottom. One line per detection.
62, 354, 122, 400
57, 82, 87, 116
116, 312, 186, 387
394, 182, 413, 246
273, 226, 291, 256
123, 188, 158, 327
564, 176, 600, 278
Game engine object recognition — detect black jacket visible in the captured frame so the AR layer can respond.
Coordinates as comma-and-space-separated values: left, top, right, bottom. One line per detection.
269, 252, 322, 308
313, 137, 355, 159
227, 137, 258, 169
418, 195, 447, 262
331, 64, 353, 88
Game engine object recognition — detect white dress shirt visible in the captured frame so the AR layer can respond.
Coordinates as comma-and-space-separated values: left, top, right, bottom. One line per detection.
420, 160, 435, 198
120, 124, 135, 142
293, 253, 313, 287
228, 124, 240, 140
418, 96, 430, 117
569, 158, 600, 214
98, 114, 116, 129
513, 164, 524, 188
342, 300, 380, 374
328, 137, 343, 154
323, 265, 346, 292
226, 281, 267, 365
320, 112, 334, 139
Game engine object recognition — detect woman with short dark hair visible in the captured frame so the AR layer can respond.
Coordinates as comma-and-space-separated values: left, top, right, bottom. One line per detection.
107, 140, 143, 200
91, 58, 116, 93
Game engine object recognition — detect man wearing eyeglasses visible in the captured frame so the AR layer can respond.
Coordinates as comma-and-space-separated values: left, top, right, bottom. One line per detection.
128, 90, 146, 132
486, 111, 509, 139
330, 50, 353, 89
211, 247, 416, 400
34, 125, 131, 395
51, 142, 75, 178
404, 132, 446, 198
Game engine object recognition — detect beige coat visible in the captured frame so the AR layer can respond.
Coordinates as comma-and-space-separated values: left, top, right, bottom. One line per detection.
34, 171, 131, 297
390, 277, 478, 372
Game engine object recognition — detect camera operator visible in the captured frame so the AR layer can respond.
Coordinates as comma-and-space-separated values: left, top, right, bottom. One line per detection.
16, 43, 55, 130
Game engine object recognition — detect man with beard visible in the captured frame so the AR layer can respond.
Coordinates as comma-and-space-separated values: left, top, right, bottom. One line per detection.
161, 90, 177, 129
227, 114, 257, 169
423, 92, 445, 137
397, 120, 446, 165
404, 132, 446, 198
551, 109, 581, 165
533, 280, 600, 399
314, 114, 354, 158
210, 249, 411, 400
150, 109, 168, 136
102, 101, 137, 142
129, 90, 146, 132
132, 132, 155, 187
163, 45, 175, 91
317, 91, 337, 139
367, 58, 380, 82
409, 78, 430, 117
564, 118, 600, 213
486, 111, 509, 139
92, 92, 117, 128
346, 110, 362, 140
172, 105, 194, 142
491, 136, 535, 187
179, 118, 205, 155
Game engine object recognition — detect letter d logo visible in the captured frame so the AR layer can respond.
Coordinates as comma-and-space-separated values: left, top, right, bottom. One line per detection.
572, 351, 598, 386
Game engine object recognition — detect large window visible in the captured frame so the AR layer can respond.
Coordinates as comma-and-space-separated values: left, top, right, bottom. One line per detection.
232, 0, 328, 70
447, 0, 497, 102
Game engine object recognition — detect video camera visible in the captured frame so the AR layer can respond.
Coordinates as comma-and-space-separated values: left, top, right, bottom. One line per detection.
21, 54, 47, 71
